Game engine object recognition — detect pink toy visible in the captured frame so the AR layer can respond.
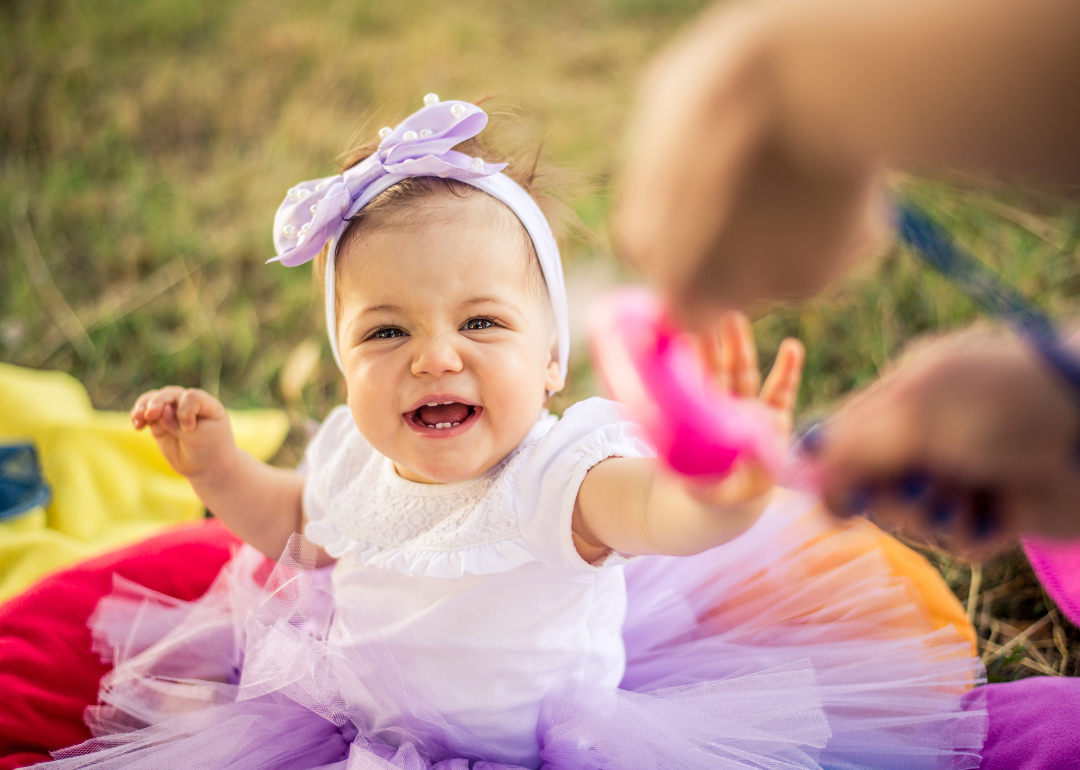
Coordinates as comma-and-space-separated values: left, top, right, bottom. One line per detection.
589, 287, 787, 483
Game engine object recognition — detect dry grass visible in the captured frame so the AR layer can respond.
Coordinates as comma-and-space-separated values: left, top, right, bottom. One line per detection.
2, 0, 1079, 681
910, 542, 1080, 682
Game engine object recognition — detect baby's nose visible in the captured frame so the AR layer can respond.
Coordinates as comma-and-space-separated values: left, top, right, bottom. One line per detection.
411, 334, 464, 376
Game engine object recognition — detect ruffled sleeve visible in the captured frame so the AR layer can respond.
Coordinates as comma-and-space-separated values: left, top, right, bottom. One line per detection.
516, 397, 654, 577
300, 405, 362, 544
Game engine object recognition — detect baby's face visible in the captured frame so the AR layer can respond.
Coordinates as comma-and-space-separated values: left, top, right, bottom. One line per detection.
335, 195, 562, 484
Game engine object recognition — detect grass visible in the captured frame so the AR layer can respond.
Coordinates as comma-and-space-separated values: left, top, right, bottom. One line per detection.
2, 0, 1079, 681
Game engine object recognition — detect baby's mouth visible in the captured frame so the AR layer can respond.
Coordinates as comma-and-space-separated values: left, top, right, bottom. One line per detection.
408, 401, 477, 430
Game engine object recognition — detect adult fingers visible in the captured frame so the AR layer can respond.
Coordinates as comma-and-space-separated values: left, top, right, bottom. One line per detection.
876, 482, 1013, 561
818, 387, 925, 518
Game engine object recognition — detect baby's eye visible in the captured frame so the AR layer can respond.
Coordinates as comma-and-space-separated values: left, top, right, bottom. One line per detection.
464, 318, 495, 331
373, 327, 407, 339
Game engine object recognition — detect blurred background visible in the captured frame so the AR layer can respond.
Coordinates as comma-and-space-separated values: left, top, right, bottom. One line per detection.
2, 0, 1079, 680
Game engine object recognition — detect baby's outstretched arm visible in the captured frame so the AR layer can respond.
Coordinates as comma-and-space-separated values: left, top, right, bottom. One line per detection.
131, 387, 307, 561
574, 314, 804, 560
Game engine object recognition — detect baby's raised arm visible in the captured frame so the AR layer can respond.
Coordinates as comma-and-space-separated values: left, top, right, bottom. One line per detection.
131, 387, 306, 561
573, 313, 804, 561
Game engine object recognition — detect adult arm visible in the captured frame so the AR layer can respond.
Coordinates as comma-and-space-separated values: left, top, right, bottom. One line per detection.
614, 0, 1080, 316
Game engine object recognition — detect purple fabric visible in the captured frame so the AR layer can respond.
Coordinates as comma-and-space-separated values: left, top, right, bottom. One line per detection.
976, 677, 1080, 770
1022, 536, 1080, 627
269, 99, 505, 270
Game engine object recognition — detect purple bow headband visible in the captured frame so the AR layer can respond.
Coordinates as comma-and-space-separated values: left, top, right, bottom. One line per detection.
267, 94, 569, 383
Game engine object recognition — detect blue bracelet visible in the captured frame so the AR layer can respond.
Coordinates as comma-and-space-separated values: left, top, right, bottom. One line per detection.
895, 202, 1080, 402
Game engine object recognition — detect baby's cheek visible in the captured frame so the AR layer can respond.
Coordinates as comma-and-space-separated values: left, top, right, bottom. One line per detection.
489, 371, 547, 440
346, 386, 395, 441
488, 358, 543, 406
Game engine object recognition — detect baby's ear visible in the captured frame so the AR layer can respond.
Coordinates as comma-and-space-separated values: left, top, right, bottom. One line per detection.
544, 358, 565, 394
544, 338, 564, 394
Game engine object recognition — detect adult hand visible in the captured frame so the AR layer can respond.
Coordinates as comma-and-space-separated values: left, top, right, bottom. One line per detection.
817, 330, 1080, 553
613, 0, 885, 324
613, 0, 1080, 323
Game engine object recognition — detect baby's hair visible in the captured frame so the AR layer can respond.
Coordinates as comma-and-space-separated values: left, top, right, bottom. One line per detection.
314, 99, 574, 323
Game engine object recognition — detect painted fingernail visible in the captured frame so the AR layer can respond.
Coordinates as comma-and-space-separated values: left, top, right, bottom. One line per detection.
895, 470, 931, 503
795, 421, 826, 457
970, 489, 1000, 541
927, 497, 957, 528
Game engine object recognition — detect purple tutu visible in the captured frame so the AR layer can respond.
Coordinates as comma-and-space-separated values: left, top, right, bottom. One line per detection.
38, 494, 986, 769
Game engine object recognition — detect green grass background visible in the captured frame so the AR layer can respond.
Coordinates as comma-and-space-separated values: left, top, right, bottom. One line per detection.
3, 0, 1079, 680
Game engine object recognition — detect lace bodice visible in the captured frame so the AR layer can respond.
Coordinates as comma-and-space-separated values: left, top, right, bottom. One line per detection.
305, 416, 549, 576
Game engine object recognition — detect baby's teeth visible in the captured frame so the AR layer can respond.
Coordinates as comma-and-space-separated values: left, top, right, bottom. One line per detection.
451, 422, 460, 427
426, 402, 438, 407
435, 422, 451, 429
441, 401, 454, 405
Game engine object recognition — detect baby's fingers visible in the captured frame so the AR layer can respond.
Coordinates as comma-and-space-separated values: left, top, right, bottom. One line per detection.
698, 325, 728, 393
137, 386, 188, 427
133, 386, 222, 434
130, 390, 159, 429
175, 388, 223, 433
132, 387, 186, 430
719, 312, 760, 398
155, 403, 183, 437
760, 338, 805, 415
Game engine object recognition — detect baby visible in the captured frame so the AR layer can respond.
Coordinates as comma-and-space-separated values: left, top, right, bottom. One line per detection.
53, 96, 985, 770
127, 96, 803, 766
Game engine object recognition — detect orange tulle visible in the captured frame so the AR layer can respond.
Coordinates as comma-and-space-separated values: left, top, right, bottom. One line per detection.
766, 499, 975, 651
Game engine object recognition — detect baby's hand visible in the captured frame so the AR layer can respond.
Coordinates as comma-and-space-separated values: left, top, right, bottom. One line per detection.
131, 387, 238, 481
693, 312, 805, 505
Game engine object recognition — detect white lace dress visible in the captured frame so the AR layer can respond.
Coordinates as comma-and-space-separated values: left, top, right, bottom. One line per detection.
300, 398, 651, 766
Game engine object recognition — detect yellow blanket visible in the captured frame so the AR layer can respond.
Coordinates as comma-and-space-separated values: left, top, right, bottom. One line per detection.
0, 363, 289, 602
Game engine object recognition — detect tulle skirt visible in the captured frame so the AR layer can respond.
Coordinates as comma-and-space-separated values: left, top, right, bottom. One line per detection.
37, 492, 987, 769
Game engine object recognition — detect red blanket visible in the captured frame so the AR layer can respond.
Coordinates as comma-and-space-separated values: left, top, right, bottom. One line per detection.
0, 521, 239, 769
